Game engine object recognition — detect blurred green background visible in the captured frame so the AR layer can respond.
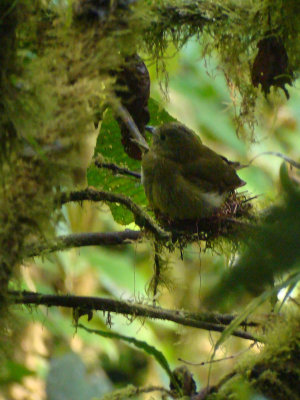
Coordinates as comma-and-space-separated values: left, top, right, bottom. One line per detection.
4, 38, 299, 400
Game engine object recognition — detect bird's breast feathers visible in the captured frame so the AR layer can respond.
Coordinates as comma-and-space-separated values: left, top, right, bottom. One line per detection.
200, 191, 225, 208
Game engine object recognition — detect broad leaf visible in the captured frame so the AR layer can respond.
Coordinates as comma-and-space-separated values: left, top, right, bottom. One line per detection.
87, 98, 177, 225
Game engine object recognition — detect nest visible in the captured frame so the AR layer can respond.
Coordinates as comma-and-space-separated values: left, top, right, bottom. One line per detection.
154, 192, 255, 245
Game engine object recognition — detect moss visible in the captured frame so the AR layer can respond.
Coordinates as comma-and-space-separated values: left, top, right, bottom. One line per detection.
208, 309, 300, 399
0, 1, 296, 279
1, 0, 299, 388
144, 0, 300, 137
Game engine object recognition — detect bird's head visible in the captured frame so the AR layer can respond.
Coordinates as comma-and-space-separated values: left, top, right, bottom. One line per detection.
146, 122, 202, 163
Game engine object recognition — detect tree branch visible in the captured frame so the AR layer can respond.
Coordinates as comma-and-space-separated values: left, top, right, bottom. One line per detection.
9, 291, 261, 342
24, 230, 142, 258
151, 1, 248, 31
113, 103, 149, 152
59, 188, 171, 241
95, 159, 141, 179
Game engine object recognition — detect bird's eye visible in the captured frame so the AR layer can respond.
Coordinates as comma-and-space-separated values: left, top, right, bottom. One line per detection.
160, 133, 166, 141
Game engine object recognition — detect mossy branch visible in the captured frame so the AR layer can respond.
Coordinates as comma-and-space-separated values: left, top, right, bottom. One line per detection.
21, 189, 255, 260
99, 385, 172, 400
24, 230, 142, 258
9, 290, 261, 341
60, 188, 171, 241
196, 312, 300, 400
152, 0, 229, 28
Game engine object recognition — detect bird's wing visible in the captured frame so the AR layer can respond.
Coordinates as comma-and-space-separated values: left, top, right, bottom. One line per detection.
182, 153, 245, 193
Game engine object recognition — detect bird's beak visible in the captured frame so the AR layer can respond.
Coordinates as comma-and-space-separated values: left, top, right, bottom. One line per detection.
145, 125, 156, 134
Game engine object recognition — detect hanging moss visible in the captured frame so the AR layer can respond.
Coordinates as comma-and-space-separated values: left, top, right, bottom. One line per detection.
144, 0, 300, 137
1, 0, 299, 296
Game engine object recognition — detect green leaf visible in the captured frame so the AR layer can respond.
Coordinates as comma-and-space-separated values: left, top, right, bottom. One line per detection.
210, 272, 300, 361
0, 361, 35, 385
205, 167, 300, 308
78, 324, 181, 394
82, 247, 147, 296
206, 272, 300, 390
280, 162, 300, 196
148, 97, 177, 126
277, 280, 298, 313
87, 98, 177, 225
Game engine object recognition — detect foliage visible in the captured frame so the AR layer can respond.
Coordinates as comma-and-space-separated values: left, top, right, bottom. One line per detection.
87, 98, 176, 224
78, 324, 181, 392
0, 0, 300, 399
209, 310, 300, 400
207, 163, 300, 308
146, 0, 300, 136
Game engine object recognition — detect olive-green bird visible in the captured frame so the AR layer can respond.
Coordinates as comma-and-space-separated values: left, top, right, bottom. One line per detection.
141, 122, 246, 220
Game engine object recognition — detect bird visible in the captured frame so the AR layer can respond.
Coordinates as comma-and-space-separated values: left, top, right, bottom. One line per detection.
141, 122, 246, 220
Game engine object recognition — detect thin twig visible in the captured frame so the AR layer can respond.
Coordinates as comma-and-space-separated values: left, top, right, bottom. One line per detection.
249, 152, 300, 169
95, 159, 141, 179
113, 103, 149, 152
9, 291, 262, 342
60, 188, 171, 241
178, 342, 256, 366
24, 230, 142, 258
152, 241, 161, 300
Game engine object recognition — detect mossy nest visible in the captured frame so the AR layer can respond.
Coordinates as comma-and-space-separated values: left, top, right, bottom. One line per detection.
154, 191, 255, 245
